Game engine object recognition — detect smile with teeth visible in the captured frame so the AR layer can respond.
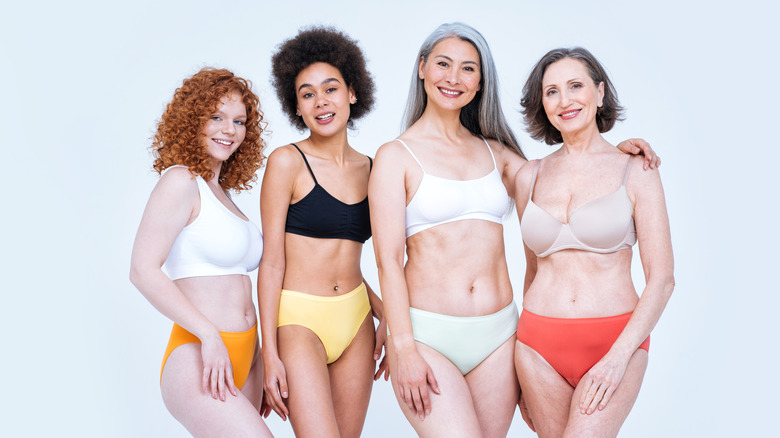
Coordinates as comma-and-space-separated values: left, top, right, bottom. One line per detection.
439, 88, 463, 96
560, 109, 581, 119
213, 139, 233, 146
316, 113, 335, 120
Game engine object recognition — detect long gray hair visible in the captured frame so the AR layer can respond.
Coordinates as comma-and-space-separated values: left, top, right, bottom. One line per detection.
402, 22, 524, 158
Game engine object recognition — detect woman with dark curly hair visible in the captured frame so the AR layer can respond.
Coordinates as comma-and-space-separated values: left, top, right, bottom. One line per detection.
130, 68, 272, 437
257, 27, 387, 438
370, 23, 659, 437
513, 47, 673, 437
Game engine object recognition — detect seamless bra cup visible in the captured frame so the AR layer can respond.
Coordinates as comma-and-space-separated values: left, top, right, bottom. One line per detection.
163, 166, 263, 280
400, 138, 511, 237
285, 144, 372, 243
520, 158, 636, 258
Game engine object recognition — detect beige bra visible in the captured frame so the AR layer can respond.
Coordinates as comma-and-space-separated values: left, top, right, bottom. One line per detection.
520, 158, 637, 258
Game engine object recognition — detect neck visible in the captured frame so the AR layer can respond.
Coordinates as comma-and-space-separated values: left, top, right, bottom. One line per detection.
416, 102, 471, 141
303, 129, 351, 163
207, 159, 223, 184
560, 124, 609, 155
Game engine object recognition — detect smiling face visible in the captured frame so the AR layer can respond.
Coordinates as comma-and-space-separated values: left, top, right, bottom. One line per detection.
294, 62, 355, 136
541, 57, 604, 138
419, 37, 481, 111
202, 91, 247, 165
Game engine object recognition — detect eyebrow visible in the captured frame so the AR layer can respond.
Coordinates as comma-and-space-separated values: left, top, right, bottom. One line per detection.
433, 54, 479, 66
297, 77, 343, 92
543, 77, 584, 89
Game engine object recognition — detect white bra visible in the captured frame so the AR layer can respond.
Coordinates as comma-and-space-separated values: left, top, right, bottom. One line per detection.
398, 138, 511, 237
162, 166, 263, 280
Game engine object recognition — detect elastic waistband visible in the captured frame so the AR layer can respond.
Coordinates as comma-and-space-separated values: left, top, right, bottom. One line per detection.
520, 309, 633, 324
172, 322, 258, 339
410, 301, 517, 323
280, 282, 367, 303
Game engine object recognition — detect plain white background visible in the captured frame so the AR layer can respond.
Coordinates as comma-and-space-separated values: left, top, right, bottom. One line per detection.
2, 1, 777, 436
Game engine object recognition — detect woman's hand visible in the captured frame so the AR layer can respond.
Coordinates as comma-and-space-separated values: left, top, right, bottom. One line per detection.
200, 334, 238, 401
261, 353, 290, 420
374, 318, 390, 381
395, 348, 440, 420
578, 350, 630, 415
616, 138, 661, 170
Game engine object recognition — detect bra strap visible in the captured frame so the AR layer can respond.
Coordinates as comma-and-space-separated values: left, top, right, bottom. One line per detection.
290, 143, 318, 185
621, 156, 634, 186
368, 156, 373, 172
395, 139, 426, 173
528, 160, 541, 198
481, 137, 498, 170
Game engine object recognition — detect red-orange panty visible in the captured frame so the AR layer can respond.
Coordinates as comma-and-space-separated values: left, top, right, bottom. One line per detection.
516, 309, 649, 387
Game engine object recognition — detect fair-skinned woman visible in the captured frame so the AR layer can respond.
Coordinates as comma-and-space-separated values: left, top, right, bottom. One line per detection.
129, 68, 272, 437
257, 27, 388, 438
370, 23, 659, 438
513, 48, 674, 438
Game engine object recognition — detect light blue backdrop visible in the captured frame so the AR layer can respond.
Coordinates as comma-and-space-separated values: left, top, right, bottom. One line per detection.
2, 1, 776, 436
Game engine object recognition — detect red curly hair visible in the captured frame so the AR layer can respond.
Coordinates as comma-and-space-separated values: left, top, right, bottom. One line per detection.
151, 68, 266, 192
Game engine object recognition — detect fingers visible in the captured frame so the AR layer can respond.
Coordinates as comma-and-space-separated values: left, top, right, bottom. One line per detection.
226, 362, 238, 398
599, 385, 617, 411
427, 368, 440, 395
374, 355, 390, 381
579, 377, 611, 415
411, 385, 428, 420
373, 338, 383, 361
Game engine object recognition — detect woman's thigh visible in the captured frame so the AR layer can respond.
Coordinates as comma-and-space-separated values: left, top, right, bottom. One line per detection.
465, 336, 519, 438
161, 343, 272, 438
563, 350, 648, 438
277, 324, 340, 438
328, 315, 376, 438
388, 337, 483, 438
515, 340, 575, 438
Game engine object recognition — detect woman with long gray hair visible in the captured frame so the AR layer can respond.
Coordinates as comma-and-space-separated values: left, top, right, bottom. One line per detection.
369, 22, 657, 437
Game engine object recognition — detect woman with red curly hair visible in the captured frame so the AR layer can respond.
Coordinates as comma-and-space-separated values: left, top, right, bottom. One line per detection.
130, 68, 273, 437
257, 27, 387, 438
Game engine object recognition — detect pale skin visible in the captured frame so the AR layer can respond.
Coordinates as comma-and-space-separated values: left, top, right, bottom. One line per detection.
257, 62, 388, 438
513, 57, 675, 438
129, 92, 272, 437
371, 38, 661, 438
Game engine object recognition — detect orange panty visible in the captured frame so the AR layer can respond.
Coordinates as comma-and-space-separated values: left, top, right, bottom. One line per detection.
516, 309, 649, 387
160, 323, 257, 389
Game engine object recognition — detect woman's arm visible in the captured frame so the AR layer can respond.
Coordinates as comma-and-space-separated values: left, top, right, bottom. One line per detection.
369, 141, 439, 419
364, 281, 389, 380
129, 167, 238, 400
579, 156, 674, 414
256, 147, 298, 420
512, 160, 539, 293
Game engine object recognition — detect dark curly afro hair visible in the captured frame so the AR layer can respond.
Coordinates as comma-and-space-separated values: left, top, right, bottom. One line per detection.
271, 26, 375, 131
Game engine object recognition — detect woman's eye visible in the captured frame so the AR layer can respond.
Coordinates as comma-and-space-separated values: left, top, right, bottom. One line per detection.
545, 89, 557, 96
302, 92, 313, 98
234, 120, 245, 126
437, 61, 448, 68
326, 87, 337, 93
571, 83, 582, 89
211, 116, 222, 121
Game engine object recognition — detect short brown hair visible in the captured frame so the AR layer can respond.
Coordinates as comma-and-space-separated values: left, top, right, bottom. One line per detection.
521, 47, 624, 145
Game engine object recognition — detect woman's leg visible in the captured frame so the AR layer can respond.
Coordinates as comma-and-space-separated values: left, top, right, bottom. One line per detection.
515, 340, 575, 438
161, 343, 273, 438
277, 324, 340, 438
240, 338, 264, 411
387, 335, 484, 438
465, 336, 520, 438
328, 315, 376, 438
562, 349, 648, 438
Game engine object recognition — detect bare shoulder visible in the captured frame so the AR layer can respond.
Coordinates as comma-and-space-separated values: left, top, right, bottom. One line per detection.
375, 139, 413, 166
266, 144, 305, 172
626, 155, 662, 185
155, 166, 198, 197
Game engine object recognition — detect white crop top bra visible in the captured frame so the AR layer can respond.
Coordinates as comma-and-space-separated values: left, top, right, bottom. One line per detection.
162, 166, 263, 280
398, 138, 511, 238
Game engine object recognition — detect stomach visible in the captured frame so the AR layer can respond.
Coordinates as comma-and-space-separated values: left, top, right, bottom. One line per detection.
174, 274, 256, 332
523, 249, 638, 318
404, 220, 513, 316
282, 234, 365, 296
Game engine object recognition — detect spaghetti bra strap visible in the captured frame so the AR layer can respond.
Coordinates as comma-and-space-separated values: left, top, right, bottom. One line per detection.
621, 156, 633, 186
395, 139, 426, 173
528, 160, 541, 198
368, 156, 373, 172
291, 143, 318, 185
480, 137, 498, 170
